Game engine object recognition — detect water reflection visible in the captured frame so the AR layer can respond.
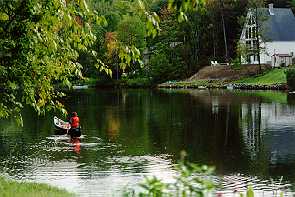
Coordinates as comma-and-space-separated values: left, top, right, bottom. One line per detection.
70, 137, 81, 154
105, 108, 121, 142
0, 89, 295, 195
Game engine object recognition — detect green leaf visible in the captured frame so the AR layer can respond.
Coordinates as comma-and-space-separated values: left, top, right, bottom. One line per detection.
280, 191, 284, 197
246, 186, 254, 197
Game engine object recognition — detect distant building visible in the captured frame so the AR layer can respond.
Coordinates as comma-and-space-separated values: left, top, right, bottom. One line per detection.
240, 4, 295, 67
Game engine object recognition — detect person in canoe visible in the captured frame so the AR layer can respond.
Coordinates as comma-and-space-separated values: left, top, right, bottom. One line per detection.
69, 112, 79, 128
68, 112, 81, 137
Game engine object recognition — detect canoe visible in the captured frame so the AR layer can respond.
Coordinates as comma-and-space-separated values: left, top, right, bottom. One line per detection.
54, 116, 71, 131
54, 116, 81, 137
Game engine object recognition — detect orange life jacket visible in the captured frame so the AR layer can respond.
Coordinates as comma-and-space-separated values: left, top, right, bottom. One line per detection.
71, 116, 80, 128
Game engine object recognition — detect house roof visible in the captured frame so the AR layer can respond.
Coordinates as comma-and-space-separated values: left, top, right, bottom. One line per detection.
258, 8, 295, 41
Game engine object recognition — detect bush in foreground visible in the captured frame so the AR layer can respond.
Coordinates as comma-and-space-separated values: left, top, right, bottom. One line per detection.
125, 152, 216, 196
125, 152, 285, 197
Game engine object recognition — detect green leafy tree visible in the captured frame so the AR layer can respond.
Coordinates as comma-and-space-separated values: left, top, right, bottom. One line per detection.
117, 15, 146, 51
0, 0, 108, 118
82, 0, 159, 80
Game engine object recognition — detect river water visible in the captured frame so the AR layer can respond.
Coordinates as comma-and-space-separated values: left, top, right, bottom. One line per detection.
1, 89, 295, 196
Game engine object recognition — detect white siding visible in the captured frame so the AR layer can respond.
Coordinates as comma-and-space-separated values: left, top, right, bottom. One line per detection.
260, 42, 295, 66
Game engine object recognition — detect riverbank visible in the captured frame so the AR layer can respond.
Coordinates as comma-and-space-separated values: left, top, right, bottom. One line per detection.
158, 80, 287, 90
72, 68, 288, 90
158, 68, 288, 90
0, 176, 73, 197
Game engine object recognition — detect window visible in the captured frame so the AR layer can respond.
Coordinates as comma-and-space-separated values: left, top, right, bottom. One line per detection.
249, 15, 253, 25
253, 40, 258, 47
251, 15, 256, 25
254, 54, 259, 62
252, 26, 256, 38
246, 55, 251, 63
246, 41, 251, 49
246, 29, 249, 39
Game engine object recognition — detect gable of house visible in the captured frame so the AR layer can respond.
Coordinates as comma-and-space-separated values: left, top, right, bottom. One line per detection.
240, 5, 295, 66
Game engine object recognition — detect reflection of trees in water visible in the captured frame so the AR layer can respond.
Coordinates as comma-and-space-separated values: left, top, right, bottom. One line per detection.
105, 108, 121, 142
179, 90, 295, 178
67, 89, 154, 155
238, 96, 295, 181
240, 102, 295, 157
240, 102, 263, 160
145, 90, 248, 173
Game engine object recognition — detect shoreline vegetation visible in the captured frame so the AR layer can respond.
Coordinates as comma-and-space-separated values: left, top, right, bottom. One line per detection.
0, 176, 73, 197
157, 67, 288, 90
75, 67, 288, 91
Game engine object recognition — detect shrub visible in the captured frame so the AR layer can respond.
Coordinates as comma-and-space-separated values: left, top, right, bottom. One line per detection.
231, 57, 242, 70
286, 68, 295, 91
149, 51, 186, 83
124, 78, 153, 87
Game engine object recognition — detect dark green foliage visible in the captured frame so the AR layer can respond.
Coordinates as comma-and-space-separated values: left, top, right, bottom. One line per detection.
123, 77, 153, 87
117, 15, 146, 51
231, 57, 242, 70
286, 68, 295, 91
149, 50, 185, 83
149, 52, 171, 82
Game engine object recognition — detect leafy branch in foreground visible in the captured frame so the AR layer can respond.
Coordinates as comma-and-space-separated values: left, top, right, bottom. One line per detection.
125, 152, 216, 196
168, 0, 206, 22
125, 151, 286, 197
0, 0, 109, 118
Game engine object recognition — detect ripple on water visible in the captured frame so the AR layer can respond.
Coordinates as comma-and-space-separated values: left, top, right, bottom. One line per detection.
95, 155, 175, 177
4, 132, 295, 197
9, 152, 175, 197
39, 135, 104, 151
217, 174, 294, 196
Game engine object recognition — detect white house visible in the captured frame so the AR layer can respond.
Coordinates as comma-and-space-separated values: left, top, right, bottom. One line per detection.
240, 4, 295, 67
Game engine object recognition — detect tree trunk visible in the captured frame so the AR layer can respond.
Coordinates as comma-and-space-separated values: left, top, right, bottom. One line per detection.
219, 0, 228, 61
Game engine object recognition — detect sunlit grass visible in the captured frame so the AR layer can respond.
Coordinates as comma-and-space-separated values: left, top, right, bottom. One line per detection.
236, 68, 287, 84
0, 176, 74, 197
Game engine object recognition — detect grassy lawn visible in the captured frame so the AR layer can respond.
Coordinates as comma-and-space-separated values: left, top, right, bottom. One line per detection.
236, 68, 287, 85
0, 176, 74, 197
